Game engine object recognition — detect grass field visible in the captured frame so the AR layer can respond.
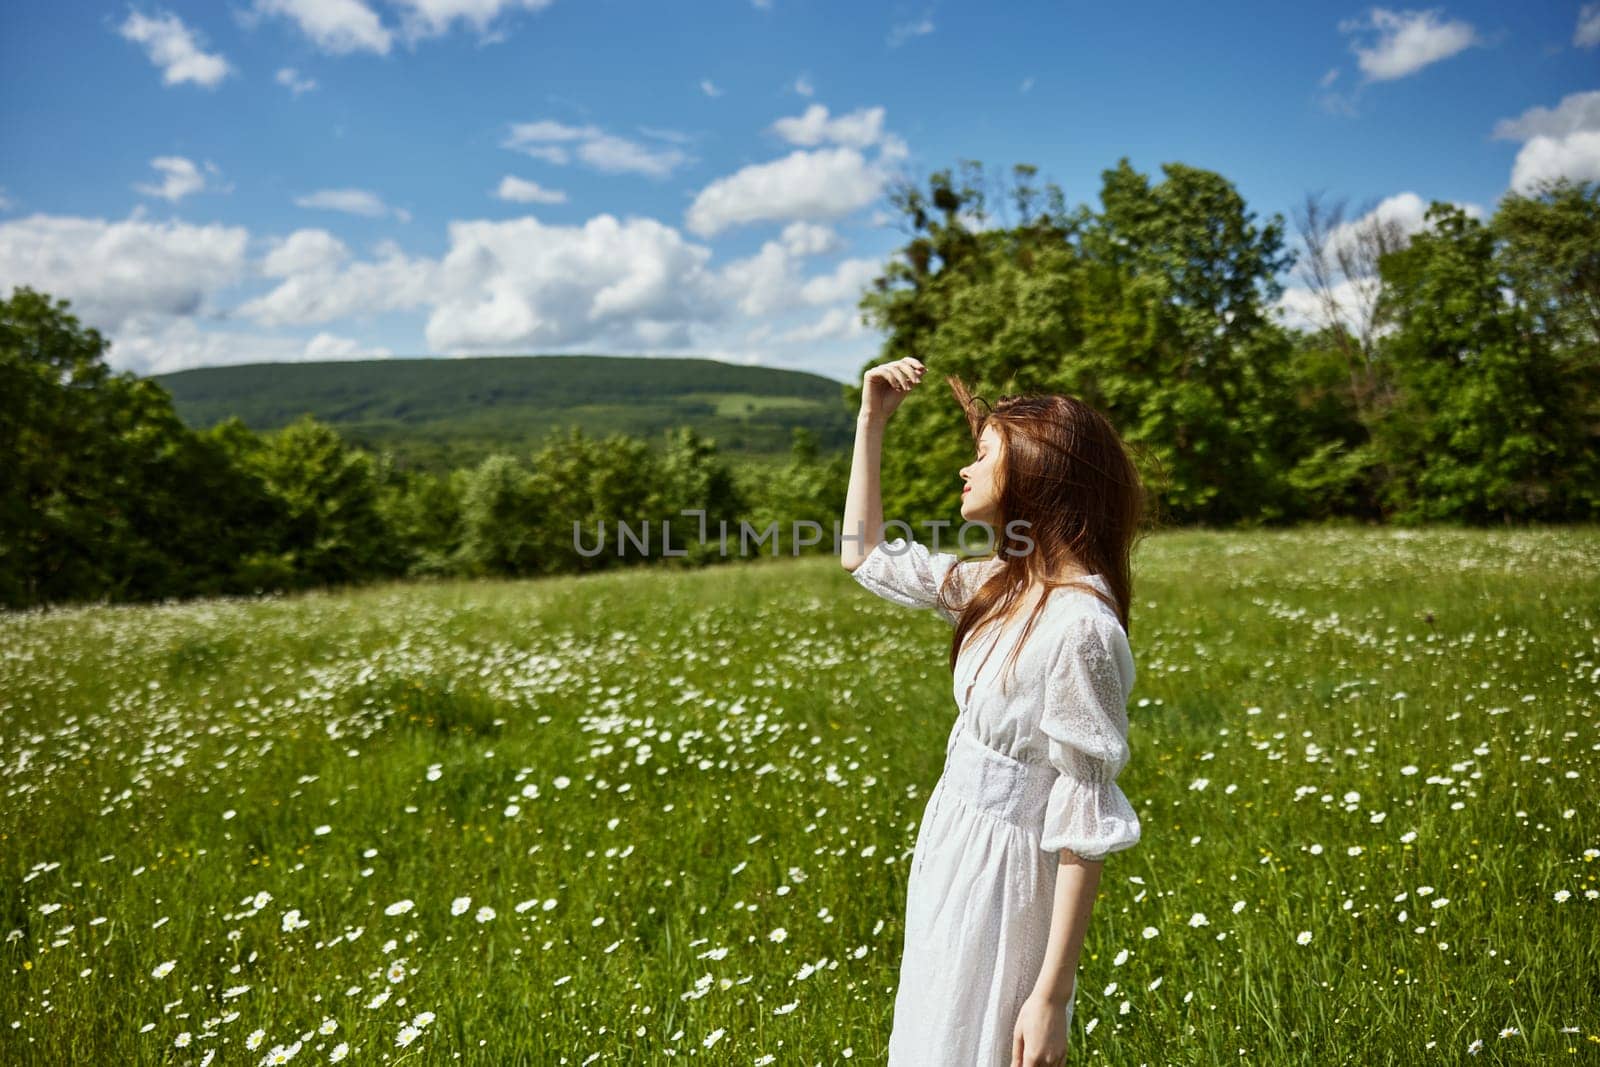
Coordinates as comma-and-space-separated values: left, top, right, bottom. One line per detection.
3, 527, 1598, 1065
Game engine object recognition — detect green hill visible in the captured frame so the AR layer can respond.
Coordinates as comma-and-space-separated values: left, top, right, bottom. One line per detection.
152, 354, 857, 472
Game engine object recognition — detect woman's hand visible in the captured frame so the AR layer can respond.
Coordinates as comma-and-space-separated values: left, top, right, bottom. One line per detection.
859, 356, 926, 422
1010, 990, 1070, 1067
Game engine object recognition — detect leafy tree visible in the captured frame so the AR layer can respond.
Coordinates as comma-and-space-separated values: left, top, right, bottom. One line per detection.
456, 453, 544, 577
651, 426, 746, 564
375, 454, 462, 578
738, 427, 849, 557
1, 288, 117, 605
244, 415, 402, 587
1493, 178, 1600, 355
859, 159, 1307, 529
1, 288, 281, 606
1279, 330, 1385, 520
1373, 202, 1598, 521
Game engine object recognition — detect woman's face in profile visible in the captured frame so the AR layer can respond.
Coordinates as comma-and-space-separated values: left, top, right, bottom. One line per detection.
959, 424, 1003, 527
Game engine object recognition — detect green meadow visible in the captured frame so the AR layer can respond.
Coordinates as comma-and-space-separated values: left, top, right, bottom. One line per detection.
3, 527, 1597, 1065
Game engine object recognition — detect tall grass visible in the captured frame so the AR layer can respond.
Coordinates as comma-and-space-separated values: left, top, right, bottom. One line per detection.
2, 527, 1597, 1064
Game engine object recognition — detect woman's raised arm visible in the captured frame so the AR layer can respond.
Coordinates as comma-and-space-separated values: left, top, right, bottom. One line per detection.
841, 356, 925, 572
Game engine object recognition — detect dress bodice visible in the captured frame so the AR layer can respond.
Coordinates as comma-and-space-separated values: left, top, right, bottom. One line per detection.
850, 537, 1141, 862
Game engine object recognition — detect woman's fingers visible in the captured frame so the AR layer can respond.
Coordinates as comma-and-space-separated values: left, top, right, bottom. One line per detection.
866, 357, 925, 393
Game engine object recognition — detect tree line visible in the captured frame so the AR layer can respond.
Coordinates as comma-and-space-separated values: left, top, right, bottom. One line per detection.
1, 286, 848, 609
2, 158, 1596, 608
858, 160, 1598, 529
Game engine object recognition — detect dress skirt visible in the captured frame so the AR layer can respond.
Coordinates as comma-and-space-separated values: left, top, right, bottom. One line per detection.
887, 723, 1076, 1066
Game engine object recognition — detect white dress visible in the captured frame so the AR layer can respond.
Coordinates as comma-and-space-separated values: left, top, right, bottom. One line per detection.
850, 537, 1141, 1067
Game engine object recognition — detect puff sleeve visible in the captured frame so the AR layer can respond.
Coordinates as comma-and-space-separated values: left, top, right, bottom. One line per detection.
849, 537, 966, 624
1038, 614, 1141, 862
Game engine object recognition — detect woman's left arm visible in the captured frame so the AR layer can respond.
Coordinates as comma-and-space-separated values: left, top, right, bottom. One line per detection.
1036, 851, 1101, 1001
1014, 617, 1139, 1064
1011, 854, 1100, 1066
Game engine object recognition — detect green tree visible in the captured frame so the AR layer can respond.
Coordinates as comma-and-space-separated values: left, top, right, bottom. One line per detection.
456, 453, 544, 577
375, 454, 462, 578
0, 288, 284, 606
246, 415, 402, 587
1373, 202, 1598, 521
1, 288, 117, 605
1079, 160, 1301, 523
652, 426, 745, 564
858, 159, 1307, 530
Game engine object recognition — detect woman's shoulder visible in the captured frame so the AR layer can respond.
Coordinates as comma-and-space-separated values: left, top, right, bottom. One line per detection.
1041, 577, 1125, 638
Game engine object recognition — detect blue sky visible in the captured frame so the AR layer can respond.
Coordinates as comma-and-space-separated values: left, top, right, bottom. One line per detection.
1, 1, 1596, 383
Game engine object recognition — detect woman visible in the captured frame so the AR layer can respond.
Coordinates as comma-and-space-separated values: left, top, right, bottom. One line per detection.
841, 356, 1146, 1067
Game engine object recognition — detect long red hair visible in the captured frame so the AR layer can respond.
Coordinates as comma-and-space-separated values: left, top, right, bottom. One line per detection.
934, 376, 1150, 692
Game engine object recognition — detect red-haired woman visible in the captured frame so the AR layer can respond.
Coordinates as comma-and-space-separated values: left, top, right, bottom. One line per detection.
842, 356, 1147, 1067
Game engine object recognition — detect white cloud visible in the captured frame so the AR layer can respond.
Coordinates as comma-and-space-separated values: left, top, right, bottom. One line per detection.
710, 224, 886, 329
793, 74, 814, 97
1337, 7, 1479, 81
501, 120, 690, 178
251, 0, 392, 55
262, 229, 351, 277
1319, 67, 1340, 88
1576, 3, 1600, 48
502, 120, 589, 144
1280, 191, 1484, 334
389, 0, 554, 44
237, 214, 726, 354
303, 331, 393, 360
276, 67, 318, 95
771, 104, 886, 149
293, 188, 405, 219
686, 146, 889, 237
3, 207, 887, 376
1322, 191, 1482, 263
887, 16, 934, 47
518, 145, 569, 165
133, 157, 225, 202
1273, 282, 1360, 334
107, 315, 310, 375
798, 257, 880, 306
1507, 132, 1600, 193
778, 222, 840, 257
495, 176, 568, 204
717, 224, 842, 318
100, 318, 390, 375
700, 78, 723, 98
0, 212, 250, 336
580, 134, 689, 178
239, 238, 439, 326
116, 9, 232, 88
1491, 90, 1600, 141
1492, 92, 1600, 193
1019, 76, 1035, 94
776, 305, 867, 344
422, 215, 722, 352
0, 188, 14, 212
719, 242, 801, 318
